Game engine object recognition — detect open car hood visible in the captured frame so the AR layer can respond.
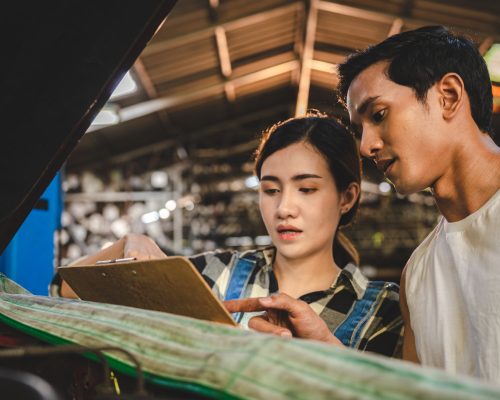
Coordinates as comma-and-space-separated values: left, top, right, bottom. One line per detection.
0, 0, 177, 254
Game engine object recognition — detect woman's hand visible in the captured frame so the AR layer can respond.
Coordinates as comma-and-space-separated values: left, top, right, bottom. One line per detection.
60, 234, 166, 298
122, 233, 167, 260
224, 293, 342, 345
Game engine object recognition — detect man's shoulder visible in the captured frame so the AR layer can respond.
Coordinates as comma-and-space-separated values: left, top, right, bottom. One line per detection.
408, 218, 444, 263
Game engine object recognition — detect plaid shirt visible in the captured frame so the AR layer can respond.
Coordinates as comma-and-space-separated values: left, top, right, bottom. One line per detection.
190, 247, 403, 358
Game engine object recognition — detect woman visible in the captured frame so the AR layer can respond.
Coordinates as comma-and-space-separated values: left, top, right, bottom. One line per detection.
55, 113, 403, 357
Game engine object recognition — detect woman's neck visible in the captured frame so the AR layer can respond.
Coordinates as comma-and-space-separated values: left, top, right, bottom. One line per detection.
273, 248, 341, 299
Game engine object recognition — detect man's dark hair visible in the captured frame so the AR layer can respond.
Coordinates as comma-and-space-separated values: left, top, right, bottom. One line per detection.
337, 25, 494, 137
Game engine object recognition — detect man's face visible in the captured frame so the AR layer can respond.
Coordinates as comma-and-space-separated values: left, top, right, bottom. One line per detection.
346, 61, 449, 195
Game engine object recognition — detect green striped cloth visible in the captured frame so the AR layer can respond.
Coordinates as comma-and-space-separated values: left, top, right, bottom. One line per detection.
0, 273, 499, 399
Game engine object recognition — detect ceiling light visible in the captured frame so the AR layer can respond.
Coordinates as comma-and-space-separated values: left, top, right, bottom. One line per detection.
245, 176, 259, 189
110, 71, 138, 100
141, 211, 159, 224
90, 106, 119, 126
165, 200, 177, 211
159, 208, 170, 219
151, 171, 168, 188
378, 181, 392, 194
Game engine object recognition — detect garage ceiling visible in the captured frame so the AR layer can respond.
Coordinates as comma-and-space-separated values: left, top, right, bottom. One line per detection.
68, 0, 500, 177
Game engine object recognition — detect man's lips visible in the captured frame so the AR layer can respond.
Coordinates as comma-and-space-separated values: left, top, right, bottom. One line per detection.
376, 158, 396, 174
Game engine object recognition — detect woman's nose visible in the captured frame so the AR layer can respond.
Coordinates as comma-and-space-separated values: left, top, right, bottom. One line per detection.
276, 191, 298, 219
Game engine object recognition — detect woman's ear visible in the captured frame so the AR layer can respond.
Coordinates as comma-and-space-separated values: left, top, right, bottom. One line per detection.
437, 72, 464, 120
340, 182, 360, 215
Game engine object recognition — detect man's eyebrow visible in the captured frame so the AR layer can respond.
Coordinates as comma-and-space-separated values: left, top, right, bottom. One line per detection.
357, 95, 379, 115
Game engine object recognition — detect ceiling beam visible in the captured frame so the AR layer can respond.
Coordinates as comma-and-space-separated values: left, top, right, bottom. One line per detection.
317, 1, 395, 25
215, 26, 232, 78
115, 61, 299, 123
133, 58, 158, 99
387, 18, 404, 37
142, 2, 303, 57
295, 0, 319, 117
479, 36, 494, 55
317, 0, 500, 41
214, 25, 235, 103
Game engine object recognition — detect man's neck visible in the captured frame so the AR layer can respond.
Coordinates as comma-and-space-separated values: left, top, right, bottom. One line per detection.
432, 132, 500, 222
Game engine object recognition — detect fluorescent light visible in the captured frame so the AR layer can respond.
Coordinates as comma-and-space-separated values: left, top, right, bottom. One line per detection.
110, 71, 138, 100
378, 181, 392, 193
151, 171, 168, 188
165, 200, 177, 211
159, 208, 170, 219
245, 176, 259, 189
255, 235, 272, 246
141, 211, 159, 224
91, 107, 119, 126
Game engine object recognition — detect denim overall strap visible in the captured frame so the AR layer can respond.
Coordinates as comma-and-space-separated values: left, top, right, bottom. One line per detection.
224, 254, 258, 323
334, 281, 385, 347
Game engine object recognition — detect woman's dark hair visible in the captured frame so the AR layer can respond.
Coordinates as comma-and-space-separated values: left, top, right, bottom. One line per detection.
254, 112, 362, 266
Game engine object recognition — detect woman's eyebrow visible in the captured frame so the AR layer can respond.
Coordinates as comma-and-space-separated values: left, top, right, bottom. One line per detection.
260, 174, 322, 182
292, 174, 322, 181
260, 175, 279, 182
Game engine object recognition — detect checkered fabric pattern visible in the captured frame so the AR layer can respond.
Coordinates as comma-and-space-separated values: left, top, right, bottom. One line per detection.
189, 247, 403, 358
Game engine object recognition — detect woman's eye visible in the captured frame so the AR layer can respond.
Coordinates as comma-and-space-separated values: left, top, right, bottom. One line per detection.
299, 188, 317, 194
263, 188, 279, 195
372, 109, 386, 123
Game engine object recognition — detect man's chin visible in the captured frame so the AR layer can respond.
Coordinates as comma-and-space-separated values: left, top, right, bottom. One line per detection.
391, 180, 427, 196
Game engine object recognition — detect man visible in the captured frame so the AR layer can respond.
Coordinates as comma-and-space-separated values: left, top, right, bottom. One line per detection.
228, 26, 500, 383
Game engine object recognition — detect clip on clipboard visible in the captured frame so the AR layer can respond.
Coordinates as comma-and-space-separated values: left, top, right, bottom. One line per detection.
57, 257, 236, 326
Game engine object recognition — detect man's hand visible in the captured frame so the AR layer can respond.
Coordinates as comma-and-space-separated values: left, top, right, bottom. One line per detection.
122, 233, 167, 260
224, 293, 342, 345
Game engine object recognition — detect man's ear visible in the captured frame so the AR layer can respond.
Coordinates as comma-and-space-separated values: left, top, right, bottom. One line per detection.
340, 182, 360, 215
437, 72, 465, 120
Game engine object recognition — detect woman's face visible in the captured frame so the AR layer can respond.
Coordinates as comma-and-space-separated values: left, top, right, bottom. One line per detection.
259, 141, 344, 262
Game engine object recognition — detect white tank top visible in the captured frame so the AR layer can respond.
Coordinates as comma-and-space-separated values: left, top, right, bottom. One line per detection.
405, 189, 500, 383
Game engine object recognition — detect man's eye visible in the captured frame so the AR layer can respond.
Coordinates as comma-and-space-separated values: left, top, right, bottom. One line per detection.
372, 109, 386, 123
299, 188, 317, 194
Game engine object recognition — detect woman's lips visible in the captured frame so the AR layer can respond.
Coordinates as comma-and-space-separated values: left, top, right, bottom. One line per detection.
277, 226, 303, 241
278, 231, 302, 240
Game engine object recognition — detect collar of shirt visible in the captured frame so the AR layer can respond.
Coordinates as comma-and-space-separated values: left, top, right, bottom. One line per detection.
257, 247, 367, 301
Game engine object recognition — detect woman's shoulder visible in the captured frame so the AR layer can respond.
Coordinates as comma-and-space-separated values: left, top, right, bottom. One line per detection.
342, 263, 400, 300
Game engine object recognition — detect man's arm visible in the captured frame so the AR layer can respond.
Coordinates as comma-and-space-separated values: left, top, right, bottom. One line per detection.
224, 293, 342, 345
400, 265, 420, 363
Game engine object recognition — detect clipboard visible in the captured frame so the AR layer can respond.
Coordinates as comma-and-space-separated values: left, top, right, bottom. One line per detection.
57, 257, 237, 326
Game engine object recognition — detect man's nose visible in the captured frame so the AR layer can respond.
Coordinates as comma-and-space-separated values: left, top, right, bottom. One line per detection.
359, 128, 383, 159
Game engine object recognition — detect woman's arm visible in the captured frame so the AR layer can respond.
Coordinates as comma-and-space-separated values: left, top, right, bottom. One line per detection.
59, 234, 167, 298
